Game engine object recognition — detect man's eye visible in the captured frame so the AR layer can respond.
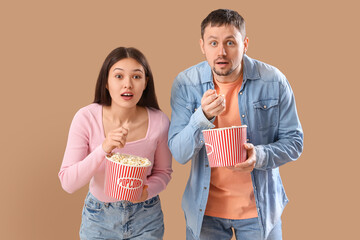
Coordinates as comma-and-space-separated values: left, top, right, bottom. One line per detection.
210, 41, 217, 47
227, 41, 234, 46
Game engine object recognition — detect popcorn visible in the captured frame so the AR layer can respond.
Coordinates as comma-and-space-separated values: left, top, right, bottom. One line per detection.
219, 94, 226, 107
107, 153, 151, 167
214, 93, 226, 107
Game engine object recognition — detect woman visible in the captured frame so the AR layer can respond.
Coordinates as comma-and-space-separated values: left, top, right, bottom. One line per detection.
59, 47, 172, 239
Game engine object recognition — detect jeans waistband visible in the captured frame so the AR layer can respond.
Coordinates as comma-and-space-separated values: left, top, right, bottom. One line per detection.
87, 192, 159, 208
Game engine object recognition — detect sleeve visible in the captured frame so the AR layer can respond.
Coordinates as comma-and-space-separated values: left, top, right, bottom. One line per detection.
58, 108, 107, 193
168, 74, 215, 165
146, 113, 173, 199
254, 77, 304, 170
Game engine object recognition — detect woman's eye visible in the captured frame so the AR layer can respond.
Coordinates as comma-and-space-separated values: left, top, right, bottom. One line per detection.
133, 75, 142, 79
115, 74, 122, 79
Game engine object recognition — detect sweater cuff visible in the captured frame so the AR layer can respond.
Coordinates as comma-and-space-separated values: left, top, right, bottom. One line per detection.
144, 180, 159, 200
146, 185, 155, 200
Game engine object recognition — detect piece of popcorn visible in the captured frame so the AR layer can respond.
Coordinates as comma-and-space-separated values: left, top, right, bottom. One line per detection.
107, 153, 151, 167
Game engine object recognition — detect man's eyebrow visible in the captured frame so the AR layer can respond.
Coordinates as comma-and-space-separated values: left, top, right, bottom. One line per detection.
207, 35, 218, 40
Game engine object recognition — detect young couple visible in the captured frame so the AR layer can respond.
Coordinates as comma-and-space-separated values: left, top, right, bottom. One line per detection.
59, 9, 303, 240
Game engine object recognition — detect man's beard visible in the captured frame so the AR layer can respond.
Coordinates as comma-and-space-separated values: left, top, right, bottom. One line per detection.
213, 66, 235, 76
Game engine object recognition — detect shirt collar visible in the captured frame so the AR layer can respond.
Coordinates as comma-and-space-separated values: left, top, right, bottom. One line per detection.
201, 62, 213, 83
243, 54, 261, 80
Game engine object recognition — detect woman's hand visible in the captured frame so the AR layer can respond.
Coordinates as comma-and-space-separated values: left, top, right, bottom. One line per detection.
102, 126, 129, 154
131, 185, 149, 203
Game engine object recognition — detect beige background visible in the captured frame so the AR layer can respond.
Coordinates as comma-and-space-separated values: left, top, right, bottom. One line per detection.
1, 0, 359, 239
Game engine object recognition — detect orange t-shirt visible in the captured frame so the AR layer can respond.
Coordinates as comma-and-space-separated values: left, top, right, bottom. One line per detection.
204, 75, 258, 219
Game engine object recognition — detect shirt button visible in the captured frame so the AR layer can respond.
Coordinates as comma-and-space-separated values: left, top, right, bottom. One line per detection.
195, 108, 197, 111
200, 209, 202, 212
242, 114, 245, 118
205, 164, 209, 167
201, 140, 203, 143
204, 187, 207, 190
263, 105, 267, 109
240, 92, 243, 95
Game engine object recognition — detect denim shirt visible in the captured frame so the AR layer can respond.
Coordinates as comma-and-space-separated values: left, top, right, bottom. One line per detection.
168, 55, 303, 240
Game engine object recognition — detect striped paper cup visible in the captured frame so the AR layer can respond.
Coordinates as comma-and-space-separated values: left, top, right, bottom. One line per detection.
202, 125, 247, 167
105, 154, 151, 201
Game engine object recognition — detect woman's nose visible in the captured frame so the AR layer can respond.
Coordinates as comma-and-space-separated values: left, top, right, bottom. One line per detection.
123, 77, 133, 89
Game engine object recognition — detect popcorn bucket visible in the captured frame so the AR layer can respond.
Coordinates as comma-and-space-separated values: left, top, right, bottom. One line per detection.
202, 126, 247, 167
105, 154, 150, 201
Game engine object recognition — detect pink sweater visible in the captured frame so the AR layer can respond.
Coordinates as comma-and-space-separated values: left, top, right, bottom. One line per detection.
59, 103, 173, 202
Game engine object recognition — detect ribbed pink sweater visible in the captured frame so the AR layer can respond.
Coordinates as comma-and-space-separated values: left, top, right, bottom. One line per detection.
59, 103, 172, 202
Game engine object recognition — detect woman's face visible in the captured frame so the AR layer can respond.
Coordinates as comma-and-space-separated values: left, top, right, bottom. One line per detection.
107, 58, 147, 108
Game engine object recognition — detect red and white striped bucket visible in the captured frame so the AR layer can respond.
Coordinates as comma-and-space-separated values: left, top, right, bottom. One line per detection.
202, 126, 247, 167
105, 155, 150, 201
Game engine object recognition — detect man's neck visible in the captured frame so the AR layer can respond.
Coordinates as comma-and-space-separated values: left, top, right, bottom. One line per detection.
213, 67, 243, 83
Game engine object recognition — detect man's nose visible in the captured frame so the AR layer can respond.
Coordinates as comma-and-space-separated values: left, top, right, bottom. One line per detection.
217, 44, 226, 56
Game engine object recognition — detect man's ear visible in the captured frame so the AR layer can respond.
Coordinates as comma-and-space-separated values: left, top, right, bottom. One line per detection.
243, 37, 249, 54
199, 38, 205, 54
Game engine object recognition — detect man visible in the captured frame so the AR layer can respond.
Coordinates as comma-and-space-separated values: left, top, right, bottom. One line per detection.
168, 9, 303, 240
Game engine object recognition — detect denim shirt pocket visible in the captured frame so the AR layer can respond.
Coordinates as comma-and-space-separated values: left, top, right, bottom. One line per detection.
253, 99, 279, 130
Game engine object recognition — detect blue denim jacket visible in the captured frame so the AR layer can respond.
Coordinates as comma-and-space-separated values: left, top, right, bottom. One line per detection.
168, 55, 303, 240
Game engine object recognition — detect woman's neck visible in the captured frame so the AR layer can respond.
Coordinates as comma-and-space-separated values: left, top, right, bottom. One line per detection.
103, 104, 139, 126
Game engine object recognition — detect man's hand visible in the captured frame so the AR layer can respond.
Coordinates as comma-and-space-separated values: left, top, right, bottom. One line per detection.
201, 89, 225, 120
227, 143, 256, 172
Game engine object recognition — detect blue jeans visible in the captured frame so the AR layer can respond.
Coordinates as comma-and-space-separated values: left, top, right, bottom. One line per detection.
80, 192, 164, 240
186, 215, 282, 240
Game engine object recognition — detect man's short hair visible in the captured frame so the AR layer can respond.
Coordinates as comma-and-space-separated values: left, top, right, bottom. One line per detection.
201, 9, 246, 40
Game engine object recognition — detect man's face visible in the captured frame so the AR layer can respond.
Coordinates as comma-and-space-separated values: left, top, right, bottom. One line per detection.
200, 24, 248, 82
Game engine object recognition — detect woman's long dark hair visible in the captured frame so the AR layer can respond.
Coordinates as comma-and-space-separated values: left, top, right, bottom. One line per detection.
93, 47, 160, 110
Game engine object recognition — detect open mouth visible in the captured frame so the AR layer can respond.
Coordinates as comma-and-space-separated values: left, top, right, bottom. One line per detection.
216, 59, 229, 66
121, 93, 133, 97
121, 92, 134, 100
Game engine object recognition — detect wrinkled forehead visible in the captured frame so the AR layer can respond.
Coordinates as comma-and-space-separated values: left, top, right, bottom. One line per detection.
203, 24, 244, 40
